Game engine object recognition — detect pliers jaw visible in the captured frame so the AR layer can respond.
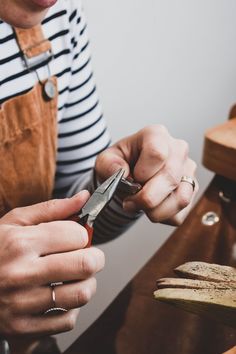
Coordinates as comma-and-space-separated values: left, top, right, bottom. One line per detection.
78, 169, 125, 227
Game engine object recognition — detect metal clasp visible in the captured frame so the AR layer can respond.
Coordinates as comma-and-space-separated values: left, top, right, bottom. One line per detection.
22, 49, 53, 71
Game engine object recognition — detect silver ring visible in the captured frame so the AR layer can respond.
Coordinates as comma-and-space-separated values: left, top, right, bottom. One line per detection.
44, 283, 68, 315
180, 176, 195, 191
44, 307, 68, 315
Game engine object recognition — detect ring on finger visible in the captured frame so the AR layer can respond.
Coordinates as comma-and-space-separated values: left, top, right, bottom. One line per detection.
44, 282, 68, 316
180, 176, 195, 192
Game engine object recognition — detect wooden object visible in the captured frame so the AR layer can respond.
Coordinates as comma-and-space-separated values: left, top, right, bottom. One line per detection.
154, 262, 236, 328
203, 118, 236, 181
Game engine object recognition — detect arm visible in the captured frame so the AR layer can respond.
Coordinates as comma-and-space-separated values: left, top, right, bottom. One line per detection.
54, 2, 198, 244
53, 2, 142, 243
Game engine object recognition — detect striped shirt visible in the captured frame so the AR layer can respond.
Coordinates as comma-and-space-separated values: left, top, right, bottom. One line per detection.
0, 0, 140, 243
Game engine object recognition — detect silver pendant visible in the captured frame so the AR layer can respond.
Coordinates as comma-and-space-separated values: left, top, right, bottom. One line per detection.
43, 79, 57, 100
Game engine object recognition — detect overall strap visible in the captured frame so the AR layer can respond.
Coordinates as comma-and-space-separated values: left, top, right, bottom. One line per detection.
13, 24, 56, 100
14, 25, 51, 58
14, 25, 53, 71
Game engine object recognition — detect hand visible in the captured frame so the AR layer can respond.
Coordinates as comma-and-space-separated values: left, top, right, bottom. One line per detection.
0, 192, 105, 339
95, 125, 198, 225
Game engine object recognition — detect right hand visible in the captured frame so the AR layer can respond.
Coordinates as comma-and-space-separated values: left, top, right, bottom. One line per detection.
0, 191, 105, 338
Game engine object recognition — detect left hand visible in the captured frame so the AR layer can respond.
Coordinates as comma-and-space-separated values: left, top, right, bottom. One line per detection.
95, 125, 198, 226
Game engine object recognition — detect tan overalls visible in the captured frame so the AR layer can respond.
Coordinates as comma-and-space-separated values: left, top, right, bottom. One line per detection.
0, 25, 58, 216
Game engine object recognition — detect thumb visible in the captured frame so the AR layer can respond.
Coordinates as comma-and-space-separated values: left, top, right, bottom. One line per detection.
1, 190, 90, 226
95, 146, 130, 182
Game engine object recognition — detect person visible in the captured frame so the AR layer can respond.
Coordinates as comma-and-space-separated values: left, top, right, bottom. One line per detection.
0, 0, 198, 351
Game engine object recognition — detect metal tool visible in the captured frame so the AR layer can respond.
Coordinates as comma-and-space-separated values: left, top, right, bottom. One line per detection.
71, 169, 125, 247
70, 169, 143, 247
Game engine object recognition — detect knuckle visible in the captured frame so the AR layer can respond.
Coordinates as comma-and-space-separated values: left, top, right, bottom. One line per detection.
3, 228, 29, 257
7, 267, 24, 287
10, 236, 29, 256
140, 191, 156, 210
5, 264, 32, 289
145, 142, 168, 162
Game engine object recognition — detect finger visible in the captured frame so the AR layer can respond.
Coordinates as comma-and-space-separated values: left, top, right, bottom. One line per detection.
28, 221, 88, 256
147, 176, 198, 223
8, 309, 79, 337
123, 139, 188, 212
95, 145, 130, 182
3, 248, 104, 288
38, 247, 105, 284
1, 190, 90, 226
133, 125, 170, 183
14, 278, 97, 315
165, 179, 199, 226
148, 159, 198, 224
48, 278, 97, 310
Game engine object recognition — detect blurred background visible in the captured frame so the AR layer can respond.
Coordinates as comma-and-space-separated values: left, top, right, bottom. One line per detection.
57, 0, 236, 350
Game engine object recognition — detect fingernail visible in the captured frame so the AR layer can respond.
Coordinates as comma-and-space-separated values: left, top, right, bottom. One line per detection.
123, 201, 137, 213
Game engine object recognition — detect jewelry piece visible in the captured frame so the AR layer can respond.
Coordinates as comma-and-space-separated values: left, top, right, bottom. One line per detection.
180, 176, 195, 192
44, 307, 68, 316
44, 283, 67, 315
51, 284, 56, 308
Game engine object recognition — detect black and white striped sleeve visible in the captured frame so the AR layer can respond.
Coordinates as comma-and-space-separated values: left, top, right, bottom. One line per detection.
54, 1, 142, 243
54, 2, 110, 198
